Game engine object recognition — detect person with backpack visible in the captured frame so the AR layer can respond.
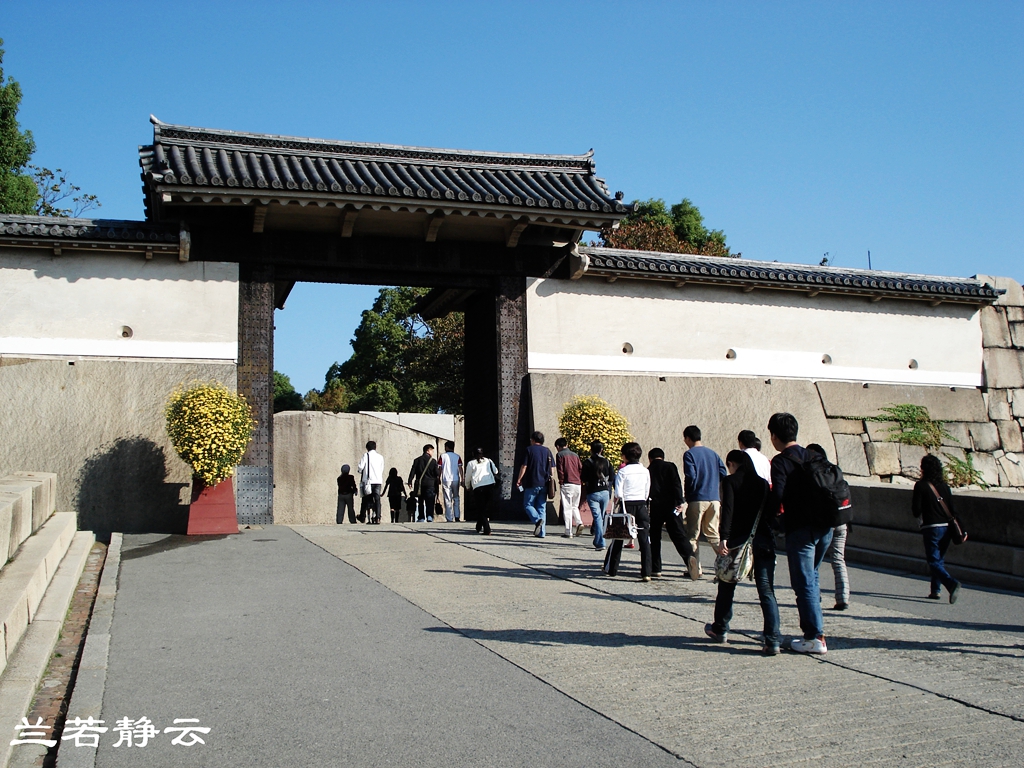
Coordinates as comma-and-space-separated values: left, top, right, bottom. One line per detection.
647, 448, 699, 579
767, 413, 840, 655
912, 454, 963, 604
704, 450, 780, 655
580, 441, 613, 551
808, 443, 850, 611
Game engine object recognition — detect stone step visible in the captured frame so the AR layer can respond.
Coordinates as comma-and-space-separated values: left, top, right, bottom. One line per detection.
0, 531, 94, 768
0, 514, 78, 676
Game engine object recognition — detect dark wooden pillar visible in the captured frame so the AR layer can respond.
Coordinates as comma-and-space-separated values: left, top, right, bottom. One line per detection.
236, 263, 275, 525
496, 276, 528, 501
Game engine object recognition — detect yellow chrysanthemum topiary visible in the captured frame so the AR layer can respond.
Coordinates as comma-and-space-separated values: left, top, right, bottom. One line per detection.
165, 381, 255, 486
557, 395, 633, 460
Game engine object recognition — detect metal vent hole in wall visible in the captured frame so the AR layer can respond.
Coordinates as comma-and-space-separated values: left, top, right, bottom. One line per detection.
121, 326, 133, 338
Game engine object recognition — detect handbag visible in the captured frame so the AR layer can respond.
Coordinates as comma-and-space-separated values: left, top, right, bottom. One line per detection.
603, 501, 638, 541
714, 484, 769, 584
928, 482, 968, 545
546, 475, 557, 501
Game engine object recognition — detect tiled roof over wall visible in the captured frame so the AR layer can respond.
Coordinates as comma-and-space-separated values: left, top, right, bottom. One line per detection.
0, 214, 185, 258
576, 246, 1001, 305
140, 118, 629, 228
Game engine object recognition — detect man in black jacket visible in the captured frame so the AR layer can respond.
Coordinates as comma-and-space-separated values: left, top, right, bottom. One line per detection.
408, 445, 439, 523
648, 448, 700, 580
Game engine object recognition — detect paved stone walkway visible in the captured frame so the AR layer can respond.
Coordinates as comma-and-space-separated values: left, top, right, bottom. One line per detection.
295, 523, 1024, 768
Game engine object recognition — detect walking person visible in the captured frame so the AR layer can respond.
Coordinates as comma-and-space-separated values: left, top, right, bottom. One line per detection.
768, 413, 833, 655
647, 448, 699, 579
555, 438, 584, 538
913, 454, 963, 604
581, 441, 613, 551
357, 441, 385, 524
808, 443, 850, 611
383, 467, 406, 524
516, 431, 555, 538
682, 425, 727, 578
738, 430, 773, 485
466, 447, 499, 535
409, 445, 439, 523
604, 442, 652, 581
336, 464, 357, 524
704, 450, 781, 655
438, 441, 464, 522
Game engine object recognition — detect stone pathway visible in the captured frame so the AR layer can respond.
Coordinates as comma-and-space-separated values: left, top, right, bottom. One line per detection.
294, 523, 1024, 768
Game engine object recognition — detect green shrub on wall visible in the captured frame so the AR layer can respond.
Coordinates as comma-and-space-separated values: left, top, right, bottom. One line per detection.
942, 452, 989, 489
868, 404, 954, 450
166, 382, 255, 486
557, 395, 633, 459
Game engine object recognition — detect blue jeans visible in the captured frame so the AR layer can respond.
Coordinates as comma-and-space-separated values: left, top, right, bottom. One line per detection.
522, 486, 548, 537
586, 490, 609, 549
923, 526, 957, 595
786, 526, 833, 640
713, 533, 780, 647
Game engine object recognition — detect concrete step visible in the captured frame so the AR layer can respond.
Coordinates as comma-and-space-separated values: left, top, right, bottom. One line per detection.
0, 514, 78, 676
0, 531, 94, 768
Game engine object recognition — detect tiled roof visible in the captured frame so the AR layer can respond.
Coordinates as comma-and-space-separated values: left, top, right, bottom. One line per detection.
576, 247, 1001, 305
0, 214, 185, 259
140, 117, 629, 228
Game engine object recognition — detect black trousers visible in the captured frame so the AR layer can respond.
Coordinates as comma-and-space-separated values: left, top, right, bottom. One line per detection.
471, 484, 495, 534
415, 487, 437, 520
649, 504, 695, 573
359, 484, 381, 522
603, 501, 651, 578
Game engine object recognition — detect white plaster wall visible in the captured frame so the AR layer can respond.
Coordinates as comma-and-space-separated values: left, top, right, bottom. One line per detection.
526, 277, 984, 387
0, 250, 238, 360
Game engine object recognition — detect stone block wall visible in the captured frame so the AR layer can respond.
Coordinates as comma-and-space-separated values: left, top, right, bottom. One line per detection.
822, 276, 1024, 491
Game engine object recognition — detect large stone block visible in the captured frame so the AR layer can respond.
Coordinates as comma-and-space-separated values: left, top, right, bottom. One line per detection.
997, 454, 1024, 487
1013, 390, 1024, 418
1011, 322, 1024, 348
827, 418, 864, 435
975, 275, 1024, 307
983, 348, 1024, 390
997, 420, 1024, 453
981, 306, 1012, 348
0, 486, 32, 560
834, 434, 869, 476
972, 452, 1001, 487
987, 391, 1012, 421
939, 446, 966, 463
815, 381, 988, 422
865, 442, 900, 476
969, 422, 1001, 452
1008, 307, 1024, 322
941, 422, 970, 447
899, 445, 928, 478
865, 421, 897, 442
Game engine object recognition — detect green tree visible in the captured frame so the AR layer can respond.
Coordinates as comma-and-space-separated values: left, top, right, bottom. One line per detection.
0, 40, 37, 215
602, 197, 737, 257
303, 379, 349, 412
272, 371, 304, 413
327, 286, 464, 414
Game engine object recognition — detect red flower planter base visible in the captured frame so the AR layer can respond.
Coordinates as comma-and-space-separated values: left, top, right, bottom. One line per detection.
187, 477, 240, 536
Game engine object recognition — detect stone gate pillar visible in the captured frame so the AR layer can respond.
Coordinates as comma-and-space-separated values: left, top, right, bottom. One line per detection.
495, 275, 528, 501
236, 263, 274, 525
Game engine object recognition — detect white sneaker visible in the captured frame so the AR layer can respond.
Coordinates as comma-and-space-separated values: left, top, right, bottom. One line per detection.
789, 636, 827, 654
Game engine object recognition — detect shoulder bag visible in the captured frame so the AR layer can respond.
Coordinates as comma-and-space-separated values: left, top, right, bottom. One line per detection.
928, 482, 968, 545
604, 499, 638, 541
715, 484, 769, 583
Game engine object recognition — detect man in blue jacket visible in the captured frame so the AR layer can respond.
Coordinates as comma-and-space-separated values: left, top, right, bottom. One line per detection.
682, 425, 727, 578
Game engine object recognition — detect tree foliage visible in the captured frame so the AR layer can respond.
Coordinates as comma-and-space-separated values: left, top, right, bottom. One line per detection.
0, 40, 99, 217
324, 286, 464, 414
557, 395, 633, 460
272, 371, 304, 413
602, 197, 737, 257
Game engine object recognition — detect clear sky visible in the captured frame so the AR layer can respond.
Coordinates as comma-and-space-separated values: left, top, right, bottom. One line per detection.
4, 1, 1022, 394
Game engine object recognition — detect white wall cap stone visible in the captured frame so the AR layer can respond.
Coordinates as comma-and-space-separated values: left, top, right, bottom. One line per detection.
981, 306, 1012, 348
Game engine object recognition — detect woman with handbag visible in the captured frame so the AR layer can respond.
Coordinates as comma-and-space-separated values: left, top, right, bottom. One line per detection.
466, 447, 499, 535
912, 454, 963, 604
604, 442, 652, 581
704, 450, 781, 656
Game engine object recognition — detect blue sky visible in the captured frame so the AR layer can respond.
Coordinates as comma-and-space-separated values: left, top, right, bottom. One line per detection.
4, 1, 1022, 394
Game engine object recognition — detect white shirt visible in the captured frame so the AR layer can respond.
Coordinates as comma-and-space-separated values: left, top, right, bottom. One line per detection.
614, 463, 650, 502
466, 458, 498, 490
745, 448, 773, 486
439, 451, 463, 485
358, 450, 385, 486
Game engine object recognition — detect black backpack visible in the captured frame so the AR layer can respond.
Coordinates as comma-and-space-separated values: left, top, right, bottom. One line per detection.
786, 452, 853, 528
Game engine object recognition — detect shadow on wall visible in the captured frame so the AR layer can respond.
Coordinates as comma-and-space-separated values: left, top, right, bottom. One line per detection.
75, 436, 189, 534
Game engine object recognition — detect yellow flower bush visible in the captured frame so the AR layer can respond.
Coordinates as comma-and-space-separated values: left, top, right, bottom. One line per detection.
165, 382, 255, 486
557, 395, 633, 459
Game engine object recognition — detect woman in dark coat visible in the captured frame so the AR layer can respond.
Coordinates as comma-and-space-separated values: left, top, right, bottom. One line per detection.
704, 450, 780, 655
912, 454, 962, 604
